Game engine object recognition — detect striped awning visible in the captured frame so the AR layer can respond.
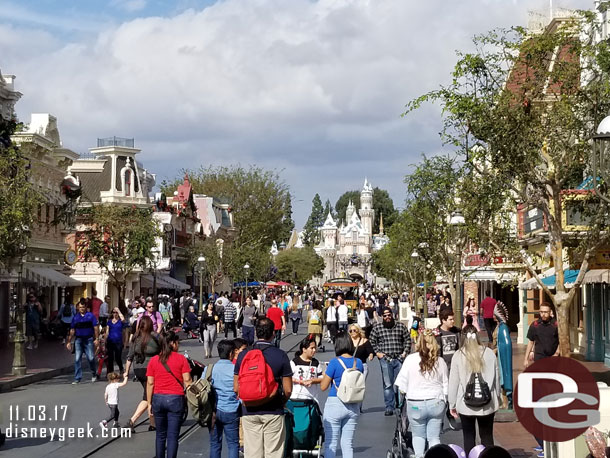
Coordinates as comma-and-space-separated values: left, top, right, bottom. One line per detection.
24, 265, 82, 288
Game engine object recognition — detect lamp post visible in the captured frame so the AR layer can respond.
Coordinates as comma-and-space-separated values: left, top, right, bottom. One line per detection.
592, 116, 610, 203
197, 256, 206, 315
411, 250, 420, 316
151, 249, 159, 306
12, 226, 30, 376
243, 263, 250, 306
449, 210, 466, 327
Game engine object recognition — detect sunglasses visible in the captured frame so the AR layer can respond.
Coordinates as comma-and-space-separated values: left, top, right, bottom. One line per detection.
383, 314, 392, 318
348, 329, 358, 333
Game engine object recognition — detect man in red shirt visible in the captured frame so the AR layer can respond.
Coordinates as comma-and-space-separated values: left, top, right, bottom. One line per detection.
266, 298, 286, 347
90, 289, 103, 319
479, 292, 497, 344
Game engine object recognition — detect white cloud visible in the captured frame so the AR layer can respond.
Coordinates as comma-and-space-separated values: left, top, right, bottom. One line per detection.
0, 0, 594, 226
111, 0, 148, 13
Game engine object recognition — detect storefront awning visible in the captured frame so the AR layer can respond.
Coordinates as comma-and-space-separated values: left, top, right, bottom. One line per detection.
160, 275, 190, 291
583, 269, 610, 284
140, 274, 172, 289
24, 265, 82, 288
462, 270, 520, 283
541, 270, 580, 289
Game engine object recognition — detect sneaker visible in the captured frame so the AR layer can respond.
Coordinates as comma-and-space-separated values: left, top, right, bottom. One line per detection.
71, 380, 80, 385
112, 422, 120, 428
537, 453, 544, 458
533, 446, 543, 452
26, 344, 33, 350
91, 376, 98, 383
33, 342, 38, 349
384, 410, 393, 416
99, 420, 107, 429
446, 414, 458, 431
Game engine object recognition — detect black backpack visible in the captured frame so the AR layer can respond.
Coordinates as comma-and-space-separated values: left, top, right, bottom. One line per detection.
463, 371, 492, 407
62, 304, 73, 318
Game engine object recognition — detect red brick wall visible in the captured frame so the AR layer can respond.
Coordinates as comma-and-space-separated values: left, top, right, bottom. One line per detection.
464, 281, 479, 306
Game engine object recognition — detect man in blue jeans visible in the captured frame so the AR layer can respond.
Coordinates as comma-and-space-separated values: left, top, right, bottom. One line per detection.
370, 307, 411, 416
210, 339, 240, 458
66, 301, 99, 384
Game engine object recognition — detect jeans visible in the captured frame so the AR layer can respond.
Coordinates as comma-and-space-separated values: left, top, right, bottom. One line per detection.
105, 404, 119, 423
273, 329, 282, 347
460, 412, 495, 455
224, 321, 237, 338
106, 340, 124, 374
338, 321, 348, 332
203, 324, 217, 356
152, 394, 184, 458
74, 337, 96, 381
484, 318, 496, 343
323, 396, 359, 458
379, 358, 402, 411
290, 318, 300, 334
210, 408, 240, 458
406, 399, 446, 457
242, 326, 254, 345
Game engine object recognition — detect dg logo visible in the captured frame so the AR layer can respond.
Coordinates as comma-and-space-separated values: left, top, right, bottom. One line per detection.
514, 356, 600, 442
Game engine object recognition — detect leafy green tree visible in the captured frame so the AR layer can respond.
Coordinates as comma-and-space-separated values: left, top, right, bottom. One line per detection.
275, 247, 324, 285
334, 191, 360, 226
405, 15, 610, 355
80, 205, 161, 311
0, 118, 40, 267
323, 199, 334, 220
302, 194, 324, 246
187, 236, 225, 294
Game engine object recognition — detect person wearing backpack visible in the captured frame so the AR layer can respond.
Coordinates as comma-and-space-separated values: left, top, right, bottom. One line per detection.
448, 324, 500, 455
233, 317, 293, 458
58, 299, 75, 344
320, 331, 365, 458
209, 339, 240, 458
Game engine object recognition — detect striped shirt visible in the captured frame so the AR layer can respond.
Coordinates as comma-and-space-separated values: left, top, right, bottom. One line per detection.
223, 303, 236, 323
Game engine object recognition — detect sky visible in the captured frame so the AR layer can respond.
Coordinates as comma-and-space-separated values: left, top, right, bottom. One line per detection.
0, 0, 593, 228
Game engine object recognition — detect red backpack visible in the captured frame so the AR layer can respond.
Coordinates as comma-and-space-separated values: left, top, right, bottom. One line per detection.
237, 346, 278, 406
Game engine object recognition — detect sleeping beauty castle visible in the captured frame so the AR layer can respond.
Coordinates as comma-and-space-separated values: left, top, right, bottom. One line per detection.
314, 179, 389, 283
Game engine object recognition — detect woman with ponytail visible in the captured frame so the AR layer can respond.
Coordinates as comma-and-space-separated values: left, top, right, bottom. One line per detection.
448, 325, 500, 455
394, 328, 448, 458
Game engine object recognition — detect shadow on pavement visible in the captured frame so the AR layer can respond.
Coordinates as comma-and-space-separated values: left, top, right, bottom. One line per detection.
2, 437, 49, 450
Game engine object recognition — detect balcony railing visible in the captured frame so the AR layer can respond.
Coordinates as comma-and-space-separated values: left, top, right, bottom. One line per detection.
97, 137, 134, 148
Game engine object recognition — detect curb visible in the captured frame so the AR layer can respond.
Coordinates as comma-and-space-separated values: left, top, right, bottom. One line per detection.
0, 365, 73, 393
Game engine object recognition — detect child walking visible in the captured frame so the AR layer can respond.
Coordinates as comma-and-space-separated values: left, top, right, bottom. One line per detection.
100, 372, 128, 428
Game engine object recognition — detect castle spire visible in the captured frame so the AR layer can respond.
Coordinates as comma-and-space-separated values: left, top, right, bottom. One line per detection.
379, 212, 384, 235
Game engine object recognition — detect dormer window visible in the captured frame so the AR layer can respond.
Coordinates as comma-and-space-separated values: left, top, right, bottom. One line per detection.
124, 169, 131, 196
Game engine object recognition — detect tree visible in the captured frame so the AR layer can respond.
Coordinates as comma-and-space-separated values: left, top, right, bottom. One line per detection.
275, 247, 325, 285
0, 117, 40, 267
335, 188, 398, 233
187, 237, 225, 294
405, 14, 610, 355
302, 194, 325, 246
80, 205, 161, 311
323, 199, 334, 220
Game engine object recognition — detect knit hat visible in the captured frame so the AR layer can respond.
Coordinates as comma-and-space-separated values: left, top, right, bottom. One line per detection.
494, 301, 508, 323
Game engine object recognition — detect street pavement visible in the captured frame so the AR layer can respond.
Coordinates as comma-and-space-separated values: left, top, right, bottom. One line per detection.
0, 325, 466, 458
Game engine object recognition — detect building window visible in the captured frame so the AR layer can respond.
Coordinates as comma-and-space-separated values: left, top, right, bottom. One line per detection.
124, 170, 131, 196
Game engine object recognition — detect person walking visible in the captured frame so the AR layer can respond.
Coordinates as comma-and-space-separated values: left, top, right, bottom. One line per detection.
234, 317, 293, 458
320, 331, 364, 458
289, 304, 301, 335
99, 371, 129, 429
480, 292, 497, 343
124, 315, 160, 432
99, 295, 110, 331
435, 308, 461, 430
66, 301, 99, 383
307, 302, 324, 349
241, 296, 257, 345
349, 324, 374, 413
25, 293, 43, 350
266, 298, 286, 348
369, 307, 411, 416
290, 335, 324, 402
394, 329, 448, 458
141, 299, 164, 334
106, 307, 129, 374
448, 325, 500, 456
146, 331, 192, 458
58, 298, 75, 344
201, 302, 220, 358
325, 300, 338, 343
336, 296, 349, 332
523, 302, 558, 457
223, 300, 237, 339
209, 339, 240, 458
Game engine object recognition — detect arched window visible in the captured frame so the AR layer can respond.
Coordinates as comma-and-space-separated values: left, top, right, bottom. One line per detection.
124, 169, 131, 196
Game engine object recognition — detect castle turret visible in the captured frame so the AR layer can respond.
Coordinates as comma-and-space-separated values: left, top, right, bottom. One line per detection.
360, 178, 374, 235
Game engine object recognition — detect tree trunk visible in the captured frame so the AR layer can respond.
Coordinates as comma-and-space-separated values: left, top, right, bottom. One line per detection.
117, 282, 127, 315
555, 293, 572, 357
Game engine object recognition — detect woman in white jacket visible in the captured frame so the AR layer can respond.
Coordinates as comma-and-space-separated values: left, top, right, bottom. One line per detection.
394, 329, 448, 458
448, 324, 500, 455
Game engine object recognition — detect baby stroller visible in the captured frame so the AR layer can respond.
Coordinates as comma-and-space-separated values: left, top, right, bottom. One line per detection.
182, 313, 200, 339
286, 399, 324, 457
386, 400, 413, 458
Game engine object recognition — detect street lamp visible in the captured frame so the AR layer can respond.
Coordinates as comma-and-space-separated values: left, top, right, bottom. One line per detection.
243, 263, 250, 306
12, 225, 30, 376
151, 248, 160, 306
449, 210, 466, 327
197, 256, 206, 315
411, 250, 420, 316
592, 116, 610, 203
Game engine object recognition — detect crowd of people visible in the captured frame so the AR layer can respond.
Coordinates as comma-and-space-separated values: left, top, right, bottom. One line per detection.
10, 282, 555, 458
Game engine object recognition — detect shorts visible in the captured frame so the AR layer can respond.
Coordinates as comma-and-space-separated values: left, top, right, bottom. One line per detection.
134, 367, 148, 401
26, 321, 40, 337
